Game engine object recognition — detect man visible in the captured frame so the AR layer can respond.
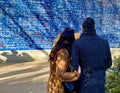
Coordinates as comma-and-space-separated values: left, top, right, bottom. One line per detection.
71, 17, 112, 93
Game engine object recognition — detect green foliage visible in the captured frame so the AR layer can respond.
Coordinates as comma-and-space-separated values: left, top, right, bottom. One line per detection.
106, 56, 120, 93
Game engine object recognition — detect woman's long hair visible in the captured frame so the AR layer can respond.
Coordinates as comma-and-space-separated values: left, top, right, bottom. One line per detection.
49, 27, 75, 62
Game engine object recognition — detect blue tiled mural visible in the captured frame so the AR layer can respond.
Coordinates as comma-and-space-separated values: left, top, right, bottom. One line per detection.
0, 0, 120, 50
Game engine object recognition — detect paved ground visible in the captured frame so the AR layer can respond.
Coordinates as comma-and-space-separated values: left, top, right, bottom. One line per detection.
0, 61, 49, 93
0, 49, 120, 93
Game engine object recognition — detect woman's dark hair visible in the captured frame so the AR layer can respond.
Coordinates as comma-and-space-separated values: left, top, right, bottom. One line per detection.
49, 27, 75, 62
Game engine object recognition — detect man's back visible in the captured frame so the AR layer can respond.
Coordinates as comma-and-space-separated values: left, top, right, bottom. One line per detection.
71, 17, 112, 93
72, 34, 112, 93
77, 35, 112, 70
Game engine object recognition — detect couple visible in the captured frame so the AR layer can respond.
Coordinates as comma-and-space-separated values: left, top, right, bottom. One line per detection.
47, 17, 112, 93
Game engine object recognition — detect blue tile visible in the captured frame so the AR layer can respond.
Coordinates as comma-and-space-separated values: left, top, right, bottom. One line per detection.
0, 0, 120, 50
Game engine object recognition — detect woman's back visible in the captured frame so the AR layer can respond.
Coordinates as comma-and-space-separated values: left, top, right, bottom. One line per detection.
47, 27, 80, 93
48, 48, 70, 93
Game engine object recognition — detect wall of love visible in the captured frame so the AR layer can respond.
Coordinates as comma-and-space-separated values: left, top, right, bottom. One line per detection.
0, 0, 120, 50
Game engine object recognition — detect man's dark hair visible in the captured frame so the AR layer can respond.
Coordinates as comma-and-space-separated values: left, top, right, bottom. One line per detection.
82, 17, 95, 31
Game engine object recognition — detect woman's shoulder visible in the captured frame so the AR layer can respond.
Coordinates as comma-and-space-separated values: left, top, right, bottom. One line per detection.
56, 48, 70, 58
58, 48, 69, 54
55, 48, 70, 64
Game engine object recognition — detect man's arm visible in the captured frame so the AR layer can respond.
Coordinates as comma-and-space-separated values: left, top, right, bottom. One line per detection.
71, 40, 80, 70
105, 40, 112, 69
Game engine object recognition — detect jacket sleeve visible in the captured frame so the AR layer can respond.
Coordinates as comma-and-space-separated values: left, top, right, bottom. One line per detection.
71, 41, 80, 71
105, 40, 112, 69
55, 49, 80, 82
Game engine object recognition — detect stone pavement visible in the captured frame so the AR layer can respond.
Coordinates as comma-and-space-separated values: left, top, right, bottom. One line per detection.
0, 50, 51, 93
0, 61, 49, 93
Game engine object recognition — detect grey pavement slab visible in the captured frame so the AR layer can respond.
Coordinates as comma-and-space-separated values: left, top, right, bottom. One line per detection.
0, 61, 50, 93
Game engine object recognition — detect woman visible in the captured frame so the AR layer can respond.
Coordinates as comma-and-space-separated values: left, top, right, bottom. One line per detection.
47, 27, 81, 93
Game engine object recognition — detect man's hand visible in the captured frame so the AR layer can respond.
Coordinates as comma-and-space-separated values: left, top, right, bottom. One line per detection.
78, 65, 81, 74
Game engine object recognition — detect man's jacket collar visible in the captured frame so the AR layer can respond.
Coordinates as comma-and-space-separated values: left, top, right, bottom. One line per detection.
80, 30, 96, 38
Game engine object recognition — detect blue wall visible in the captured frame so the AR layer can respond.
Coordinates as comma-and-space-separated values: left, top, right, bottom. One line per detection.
0, 0, 120, 50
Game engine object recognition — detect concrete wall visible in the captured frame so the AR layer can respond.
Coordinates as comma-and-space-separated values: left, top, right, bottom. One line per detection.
0, 48, 120, 64
111, 48, 120, 60
0, 50, 50, 63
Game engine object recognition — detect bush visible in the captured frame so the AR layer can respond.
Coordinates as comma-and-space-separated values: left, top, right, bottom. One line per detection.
106, 56, 120, 93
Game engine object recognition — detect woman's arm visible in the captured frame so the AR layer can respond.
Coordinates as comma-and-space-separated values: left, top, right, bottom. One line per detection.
55, 49, 80, 82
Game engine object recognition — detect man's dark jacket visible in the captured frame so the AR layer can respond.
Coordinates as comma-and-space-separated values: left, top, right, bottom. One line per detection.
71, 30, 112, 93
